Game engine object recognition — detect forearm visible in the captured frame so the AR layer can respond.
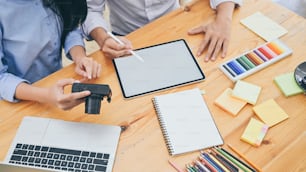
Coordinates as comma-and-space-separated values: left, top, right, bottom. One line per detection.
90, 27, 110, 48
69, 45, 87, 64
15, 82, 48, 103
14, 79, 90, 110
215, 2, 236, 24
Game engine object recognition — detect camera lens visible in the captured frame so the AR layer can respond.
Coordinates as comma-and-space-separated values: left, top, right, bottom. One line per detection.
85, 94, 103, 114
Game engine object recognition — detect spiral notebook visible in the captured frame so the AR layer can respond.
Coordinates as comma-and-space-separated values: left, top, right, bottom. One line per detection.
152, 88, 223, 156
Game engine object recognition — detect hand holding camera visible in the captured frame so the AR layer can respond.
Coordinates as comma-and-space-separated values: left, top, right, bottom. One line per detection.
72, 83, 112, 114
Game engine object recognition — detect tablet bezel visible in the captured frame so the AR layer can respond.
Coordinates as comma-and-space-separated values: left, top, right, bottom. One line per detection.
113, 39, 205, 99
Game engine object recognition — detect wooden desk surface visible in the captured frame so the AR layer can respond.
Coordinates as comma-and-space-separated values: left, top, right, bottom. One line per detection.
1, 0, 305, 171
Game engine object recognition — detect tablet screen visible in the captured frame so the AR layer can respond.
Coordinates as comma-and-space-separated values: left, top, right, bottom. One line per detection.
113, 39, 205, 98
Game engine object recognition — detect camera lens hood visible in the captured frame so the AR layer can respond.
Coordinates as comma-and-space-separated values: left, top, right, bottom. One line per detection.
85, 94, 103, 114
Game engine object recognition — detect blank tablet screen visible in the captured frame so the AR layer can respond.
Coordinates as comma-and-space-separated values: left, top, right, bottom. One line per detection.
113, 39, 205, 98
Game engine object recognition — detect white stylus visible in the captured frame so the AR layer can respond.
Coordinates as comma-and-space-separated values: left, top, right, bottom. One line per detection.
107, 31, 144, 62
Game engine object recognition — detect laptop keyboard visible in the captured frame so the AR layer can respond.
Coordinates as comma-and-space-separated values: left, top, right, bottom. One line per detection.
9, 143, 110, 172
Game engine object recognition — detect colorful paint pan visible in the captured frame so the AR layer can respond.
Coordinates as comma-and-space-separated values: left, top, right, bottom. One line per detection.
219, 39, 292, 82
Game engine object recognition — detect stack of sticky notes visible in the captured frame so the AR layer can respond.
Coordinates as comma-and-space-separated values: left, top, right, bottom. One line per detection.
253, 99, 289, 127
274, 72, 304, 97
239, 98, 289, 147
214, 88, 247, 116
214, 80, 262, 116
241, 118, 268, 147
214, 80, 290, 147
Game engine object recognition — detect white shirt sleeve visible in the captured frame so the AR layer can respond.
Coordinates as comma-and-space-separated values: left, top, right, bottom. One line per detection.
82, 0, 110, 39
210, 0, 242, 9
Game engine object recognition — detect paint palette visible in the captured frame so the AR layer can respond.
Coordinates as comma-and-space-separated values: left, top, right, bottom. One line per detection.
219, 39, 292, 82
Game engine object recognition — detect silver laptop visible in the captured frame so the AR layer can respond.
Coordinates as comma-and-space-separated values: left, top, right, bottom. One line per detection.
4, 116, 121, 172
0, 162, 54, 172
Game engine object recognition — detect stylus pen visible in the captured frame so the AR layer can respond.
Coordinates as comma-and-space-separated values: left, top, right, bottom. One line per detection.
106, 31, 144, 62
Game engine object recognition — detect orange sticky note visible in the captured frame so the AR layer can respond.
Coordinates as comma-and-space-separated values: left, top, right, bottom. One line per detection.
253, 99, 289, 127
214, 88, 247, 116
241, 118, 268, 147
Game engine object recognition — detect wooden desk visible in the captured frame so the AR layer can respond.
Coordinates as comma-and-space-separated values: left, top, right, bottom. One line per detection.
1, 0, 305, 171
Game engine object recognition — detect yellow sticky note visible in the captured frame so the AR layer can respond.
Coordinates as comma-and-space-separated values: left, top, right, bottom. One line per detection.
253, 99, 289, 127
214, 88, 247, 116
232, 80, 262, 105
241, 118, 268, 147
240, 12, 288, 41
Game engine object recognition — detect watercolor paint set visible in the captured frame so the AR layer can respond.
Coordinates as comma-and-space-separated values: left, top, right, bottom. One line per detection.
219, 39, 293, 82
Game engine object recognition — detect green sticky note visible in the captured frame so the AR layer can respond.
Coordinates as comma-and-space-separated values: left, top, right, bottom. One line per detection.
274, 72, 303, 97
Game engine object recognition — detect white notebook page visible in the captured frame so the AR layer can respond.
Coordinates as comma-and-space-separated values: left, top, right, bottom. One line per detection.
153, 88, 223, 155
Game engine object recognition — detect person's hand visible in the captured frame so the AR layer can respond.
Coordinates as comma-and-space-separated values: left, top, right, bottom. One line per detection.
101, 36, 133, 59
74, 56, 102, 80
45, 79, 90, 110
188, 17, 231, 62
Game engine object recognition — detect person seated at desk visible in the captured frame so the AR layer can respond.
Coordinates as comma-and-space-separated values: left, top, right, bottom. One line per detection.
83, 0, 242, 62
0, 0, 101, 110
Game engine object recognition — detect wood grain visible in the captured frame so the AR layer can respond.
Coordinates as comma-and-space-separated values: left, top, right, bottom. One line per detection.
1, 0, 305, 171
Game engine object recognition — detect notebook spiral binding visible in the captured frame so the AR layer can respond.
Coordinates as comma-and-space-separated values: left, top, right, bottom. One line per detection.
152, 98, 174, 155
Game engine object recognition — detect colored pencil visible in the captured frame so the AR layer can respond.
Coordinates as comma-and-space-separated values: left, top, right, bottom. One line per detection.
195, 160, 210, 172
199, 156, 218, 172
227, 144, 262, 172
210, 149, 239, 172
214, 147, 254, 172
201, 151, 225, 172
168, 159, 184, 172
206, 150, 231, 172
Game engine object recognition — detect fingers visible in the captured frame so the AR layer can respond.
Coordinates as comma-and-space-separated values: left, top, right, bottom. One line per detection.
191, 26, 230, 61
85, 58, 101, 79
57, 91, 90, 110
75, 57, 102, 80
207, 34, 226, 61
50, 79, 90, 110
56, 78, 76, 90
119, 37, 133, 49
102, 37, 132, 59
103, 47, 131, 59
188, 25, 206, 35
202, 38, 227, 62
197, 36, 210, 57
196, 38, 227, 62
70, 90, 91, 100
221, 39, 229, 58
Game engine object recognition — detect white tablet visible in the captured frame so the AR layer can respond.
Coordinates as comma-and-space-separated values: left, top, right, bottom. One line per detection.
113, 39, 205, 98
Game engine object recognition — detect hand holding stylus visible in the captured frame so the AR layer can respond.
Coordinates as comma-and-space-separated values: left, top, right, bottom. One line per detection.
106, 31, 144, 62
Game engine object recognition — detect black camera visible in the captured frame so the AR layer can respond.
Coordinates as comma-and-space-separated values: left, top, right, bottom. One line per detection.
294, 61, 306, 93
72, 83, 112, 114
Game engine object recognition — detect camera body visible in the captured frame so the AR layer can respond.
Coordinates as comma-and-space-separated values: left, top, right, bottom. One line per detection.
72, 83, 112, 114
294, 61, 306, 93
